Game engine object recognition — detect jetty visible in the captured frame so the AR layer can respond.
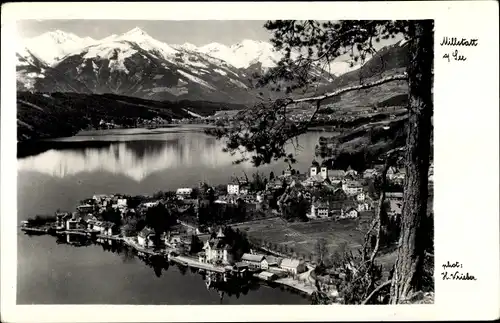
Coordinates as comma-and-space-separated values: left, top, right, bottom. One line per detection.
21, 227, 49, 234
171, 255, 226, 273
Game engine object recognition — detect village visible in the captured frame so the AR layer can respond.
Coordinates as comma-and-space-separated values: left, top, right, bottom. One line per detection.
21, 159, 434, 302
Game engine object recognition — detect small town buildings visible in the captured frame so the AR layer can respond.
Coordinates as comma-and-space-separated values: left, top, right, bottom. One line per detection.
241, 253, 267, 269
266, 178, 283, 191
320, 166, 328, 179
342, 180, 364, 196
66, 219, 80, 230
257, 271, 278, 281
363, 168, 378, 179
77, 203, 94, 213
302, 174, 326, 187
356, 192, 366, 202
261, 255, 282, 270
199, 228, 231, 264
309, 161, 321, 177
310, 202, 330, 219
345, 168, 359, 178
227, 182, 240, 195
137, 227, 156, 248
328, 169, 346, 184
280, 258, 306, 275
176, 188, 193, 199
340, 207, 359, 219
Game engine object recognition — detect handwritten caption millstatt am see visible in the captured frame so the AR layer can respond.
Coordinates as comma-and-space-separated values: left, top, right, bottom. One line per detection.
440, 37, 479, 62
441, 261, 477, 281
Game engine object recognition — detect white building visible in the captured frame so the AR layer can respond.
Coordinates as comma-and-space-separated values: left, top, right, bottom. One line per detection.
199, 228, 231, 264
176, 188, 193, 198
311, 202, 330, 219
356, 192, 366, 202
320, 166, 328, 179
280, 258, 306, 275
340, 208, 359, 219
227, 183, 240, 195
342, 180, 364, 196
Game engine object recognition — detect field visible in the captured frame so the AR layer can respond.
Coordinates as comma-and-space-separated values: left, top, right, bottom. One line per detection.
231, 212, 374, 258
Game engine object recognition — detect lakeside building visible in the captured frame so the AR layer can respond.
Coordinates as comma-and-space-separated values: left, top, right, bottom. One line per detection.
137, 227, 156, 248
241, 253, 267, 269
280, 258, 306, 275
176, 188, 193, 199
199, 228, 231, 265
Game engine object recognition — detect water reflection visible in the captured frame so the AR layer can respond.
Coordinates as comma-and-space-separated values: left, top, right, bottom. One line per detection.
18, 130, 324, 182
52, 233, 279, 302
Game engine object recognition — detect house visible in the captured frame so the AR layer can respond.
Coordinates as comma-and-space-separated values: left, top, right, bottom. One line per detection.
357, 202, 371, 212
137, 227, 156, 248
342, 180, 364, 196
199, 228, 231, 264
280, 258, 306, 275
302, 174, 326, 187
142, 201, 159, 209
176, 188, 193, 199
310, 202, 330, 219
356, 192, 366, 202
266, 178, 283, 191
66, 219, 80, 230
116, 198, 127, 207
345, 167, 358, 178
261, 255, 282, 270
241, 253, 267, 269
284, 168, 293, 177
340, 207, 359, 219
77, 203, 94, 213
386, 166, 399, 180
320, 166, 328, 179
227, 182, 240, 195
363, 169, 378, 179
257, 271, 278, 281
239, 186, 249, 195
309, 160, 321, 177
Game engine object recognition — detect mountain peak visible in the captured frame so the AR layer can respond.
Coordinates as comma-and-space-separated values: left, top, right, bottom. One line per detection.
123, 27, 148, 37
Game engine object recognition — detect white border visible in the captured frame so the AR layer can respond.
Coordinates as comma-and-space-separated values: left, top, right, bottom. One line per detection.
1, 1, 499, 322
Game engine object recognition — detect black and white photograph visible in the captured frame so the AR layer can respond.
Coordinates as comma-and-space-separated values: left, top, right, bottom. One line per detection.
1, 1, 499, 322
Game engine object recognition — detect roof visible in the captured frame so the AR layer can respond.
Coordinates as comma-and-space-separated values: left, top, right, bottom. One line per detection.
313, 202, 329, 209
280, 258, 302, 269
258, 271, 277, 278
266, 256, 282, 265
138, 227, 155, 238
235, 262, 249, 268
206, 238, 229, 250
329, 170, 346, 177
241, 253, 266, 262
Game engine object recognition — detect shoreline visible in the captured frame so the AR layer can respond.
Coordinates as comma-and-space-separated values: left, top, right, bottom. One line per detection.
21, 227, 318, 299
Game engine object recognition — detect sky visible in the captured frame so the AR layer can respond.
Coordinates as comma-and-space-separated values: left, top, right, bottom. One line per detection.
17, 20, 272, 46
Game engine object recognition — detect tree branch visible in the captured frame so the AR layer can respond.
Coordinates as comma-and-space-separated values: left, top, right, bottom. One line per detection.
361, 280, 391, 305
291, 73, 408, 104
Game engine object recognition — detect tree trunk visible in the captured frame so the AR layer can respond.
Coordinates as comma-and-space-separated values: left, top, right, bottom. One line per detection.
390, 20, 434, 303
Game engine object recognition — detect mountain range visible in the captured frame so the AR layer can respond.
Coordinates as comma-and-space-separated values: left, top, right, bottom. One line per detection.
16, 27, 408, 104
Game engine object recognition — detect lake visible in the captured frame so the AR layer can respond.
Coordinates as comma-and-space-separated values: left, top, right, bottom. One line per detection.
17, 126, 329, 304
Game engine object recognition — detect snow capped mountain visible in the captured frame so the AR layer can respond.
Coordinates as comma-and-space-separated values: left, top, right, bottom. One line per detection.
196, 39, 282, 70
18, 27, 259, 103
16, 27, 405, 104
22, 30, 96, 65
